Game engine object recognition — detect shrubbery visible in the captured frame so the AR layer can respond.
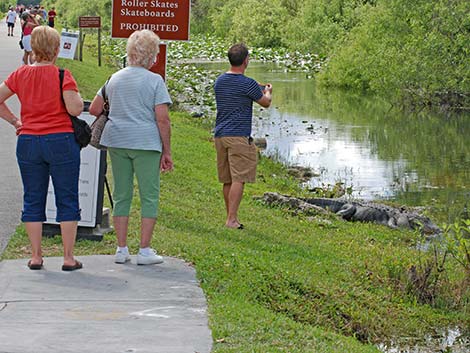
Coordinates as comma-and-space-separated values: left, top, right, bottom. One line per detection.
43, 0, 470, 108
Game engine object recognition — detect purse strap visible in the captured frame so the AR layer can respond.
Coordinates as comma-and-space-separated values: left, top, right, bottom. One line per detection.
58, 68, 75, 120
100, 78, 110, 112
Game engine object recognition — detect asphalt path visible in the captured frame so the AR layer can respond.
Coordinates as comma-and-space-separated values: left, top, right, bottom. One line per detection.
0, 18, 24, 255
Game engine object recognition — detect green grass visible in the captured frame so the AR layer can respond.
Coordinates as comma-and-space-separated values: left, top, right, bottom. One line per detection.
2, 53, 469, 352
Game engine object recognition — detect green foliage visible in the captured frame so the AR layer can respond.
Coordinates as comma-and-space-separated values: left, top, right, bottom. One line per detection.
226, 0, 288, 47
33, 0, 470, 107
0, 0, 9, 13
320, 0, 470, 108
445, 219, 470, 274
41, 0, 112, 30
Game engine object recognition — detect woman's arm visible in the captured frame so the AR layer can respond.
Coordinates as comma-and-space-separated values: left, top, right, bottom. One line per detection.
63, 90, 84, 117
0, 83, 22, 130
88, 95, 105, 117
155, 103, 173, 172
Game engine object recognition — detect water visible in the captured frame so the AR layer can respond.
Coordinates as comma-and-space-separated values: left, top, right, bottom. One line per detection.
199, 62, 470, 221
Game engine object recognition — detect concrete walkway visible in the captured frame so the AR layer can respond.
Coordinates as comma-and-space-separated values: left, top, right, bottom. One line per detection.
0, 19, 23, 255
0, 256, 212, 353
0, 20, 212, 352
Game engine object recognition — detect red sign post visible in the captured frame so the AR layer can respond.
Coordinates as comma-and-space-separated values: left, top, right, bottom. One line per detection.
149, 43, 167, 80
111, 0, 190, 40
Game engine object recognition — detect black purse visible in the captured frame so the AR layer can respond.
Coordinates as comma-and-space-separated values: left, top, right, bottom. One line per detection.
58, 68, 91, 149
19, 23, 26, 49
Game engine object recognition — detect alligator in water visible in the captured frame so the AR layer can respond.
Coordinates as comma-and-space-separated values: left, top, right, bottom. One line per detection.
261, 192, 441, 234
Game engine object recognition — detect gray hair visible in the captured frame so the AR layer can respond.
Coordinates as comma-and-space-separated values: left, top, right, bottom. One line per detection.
126, 30, 160, 68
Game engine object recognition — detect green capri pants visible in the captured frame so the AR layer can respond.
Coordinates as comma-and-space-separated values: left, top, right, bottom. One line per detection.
109, 148, 161, 218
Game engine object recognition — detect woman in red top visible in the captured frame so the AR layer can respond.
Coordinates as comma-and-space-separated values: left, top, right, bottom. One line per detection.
20, 11, 39, 65
0, 26, 84, 271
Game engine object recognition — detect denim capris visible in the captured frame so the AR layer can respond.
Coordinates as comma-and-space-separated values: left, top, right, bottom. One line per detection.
16, 133, 81, 223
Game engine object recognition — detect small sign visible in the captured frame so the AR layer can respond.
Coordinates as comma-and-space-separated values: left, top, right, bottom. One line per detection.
58, 31, 79, 60
45, 113, 103, 228
149, 43, 167, 80
111, 0, 190, 40
79, 16, 101, 28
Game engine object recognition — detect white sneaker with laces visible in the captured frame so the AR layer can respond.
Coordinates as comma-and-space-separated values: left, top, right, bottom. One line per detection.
137, 248, 164, 265
114, 250, 131, 264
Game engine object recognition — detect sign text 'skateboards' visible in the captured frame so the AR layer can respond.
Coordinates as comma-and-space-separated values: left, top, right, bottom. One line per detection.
112, 0, 190, 40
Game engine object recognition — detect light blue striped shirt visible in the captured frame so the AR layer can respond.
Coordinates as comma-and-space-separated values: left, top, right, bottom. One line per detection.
98, 66, 172, 151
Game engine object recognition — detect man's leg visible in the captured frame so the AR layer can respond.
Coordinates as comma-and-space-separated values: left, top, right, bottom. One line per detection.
225, 181, 244, 228
223, 183, 231, 216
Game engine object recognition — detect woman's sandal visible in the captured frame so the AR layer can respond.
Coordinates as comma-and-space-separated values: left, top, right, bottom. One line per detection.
61, 260, 83, 272
27, 259, 43, 270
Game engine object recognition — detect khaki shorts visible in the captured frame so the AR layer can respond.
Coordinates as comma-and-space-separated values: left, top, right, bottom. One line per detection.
215, 136, 257, 183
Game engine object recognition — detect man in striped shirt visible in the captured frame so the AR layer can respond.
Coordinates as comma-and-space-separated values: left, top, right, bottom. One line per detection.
214, 43, 273, 229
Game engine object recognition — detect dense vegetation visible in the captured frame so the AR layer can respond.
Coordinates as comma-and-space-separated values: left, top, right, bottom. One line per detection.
38, 0, 470, 109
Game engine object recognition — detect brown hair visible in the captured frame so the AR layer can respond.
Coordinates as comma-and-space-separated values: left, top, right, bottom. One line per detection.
31, 26, 60, 62
228, 43, 249, 66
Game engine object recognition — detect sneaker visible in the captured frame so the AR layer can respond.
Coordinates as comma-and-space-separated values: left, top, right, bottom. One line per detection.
114, 249, 130, 264
137, 249, 163, 265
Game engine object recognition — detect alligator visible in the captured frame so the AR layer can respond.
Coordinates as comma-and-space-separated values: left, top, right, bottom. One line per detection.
261, 192, 441, 234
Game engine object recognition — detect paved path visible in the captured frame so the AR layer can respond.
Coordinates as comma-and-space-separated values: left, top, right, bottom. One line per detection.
0, 19, 23, 254
0, 256, 213, 353
0, 20, 213, 352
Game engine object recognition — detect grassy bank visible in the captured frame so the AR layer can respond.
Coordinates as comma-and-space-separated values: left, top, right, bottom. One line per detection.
2, 55, 469, 352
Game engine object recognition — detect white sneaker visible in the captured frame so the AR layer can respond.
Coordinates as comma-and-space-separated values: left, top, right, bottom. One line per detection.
114, 250, 131, 264
137, 249, 164, 265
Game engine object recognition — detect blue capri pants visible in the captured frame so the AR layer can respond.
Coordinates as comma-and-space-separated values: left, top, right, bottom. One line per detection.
16, 133, 81, 223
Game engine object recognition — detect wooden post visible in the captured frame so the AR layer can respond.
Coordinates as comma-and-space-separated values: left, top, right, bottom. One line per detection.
98, 28, 101, 67
79, 29, 82, 61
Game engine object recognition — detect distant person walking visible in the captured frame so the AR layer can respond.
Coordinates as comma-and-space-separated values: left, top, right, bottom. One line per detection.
48, 7, 56, 27
6, 7, 17, 36
89, 30, 173, 266
214, 43, 272, 229
20, 11, 39, 65
0, 26, 84, 271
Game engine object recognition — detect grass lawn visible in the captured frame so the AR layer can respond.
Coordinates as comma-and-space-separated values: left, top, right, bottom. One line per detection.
2, 52, 469, 353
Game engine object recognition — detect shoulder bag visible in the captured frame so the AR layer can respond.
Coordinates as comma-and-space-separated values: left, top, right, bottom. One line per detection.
59, 68, 91, 149
19, 22, 26, 49
90, 80, 110, 150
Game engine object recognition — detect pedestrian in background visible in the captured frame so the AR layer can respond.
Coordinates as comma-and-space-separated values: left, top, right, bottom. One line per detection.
0, 26, 84, 271
89, 29, 173, 266
6, 7, 17, 37
20, 11, 39, 65
214, 43, 272, 229
48, 7, 56, 28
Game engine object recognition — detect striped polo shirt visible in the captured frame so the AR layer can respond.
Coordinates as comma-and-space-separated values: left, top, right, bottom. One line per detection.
97, 66, 172, 151
214, 73, 263, 137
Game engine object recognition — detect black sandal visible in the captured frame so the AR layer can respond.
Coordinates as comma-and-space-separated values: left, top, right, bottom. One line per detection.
62, 260, 83, 271
27, 260, 43, 270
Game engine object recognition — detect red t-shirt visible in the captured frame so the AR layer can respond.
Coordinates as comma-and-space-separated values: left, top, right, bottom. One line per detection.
5, 65, 78, 135
48, 10, 56, 22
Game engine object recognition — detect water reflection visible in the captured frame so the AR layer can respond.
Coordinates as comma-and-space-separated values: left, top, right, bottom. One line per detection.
253, 107, 411, 199
377, 327, 470, 353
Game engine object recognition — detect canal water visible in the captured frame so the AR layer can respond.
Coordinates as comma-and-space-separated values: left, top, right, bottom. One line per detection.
201, 62, 470, 222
